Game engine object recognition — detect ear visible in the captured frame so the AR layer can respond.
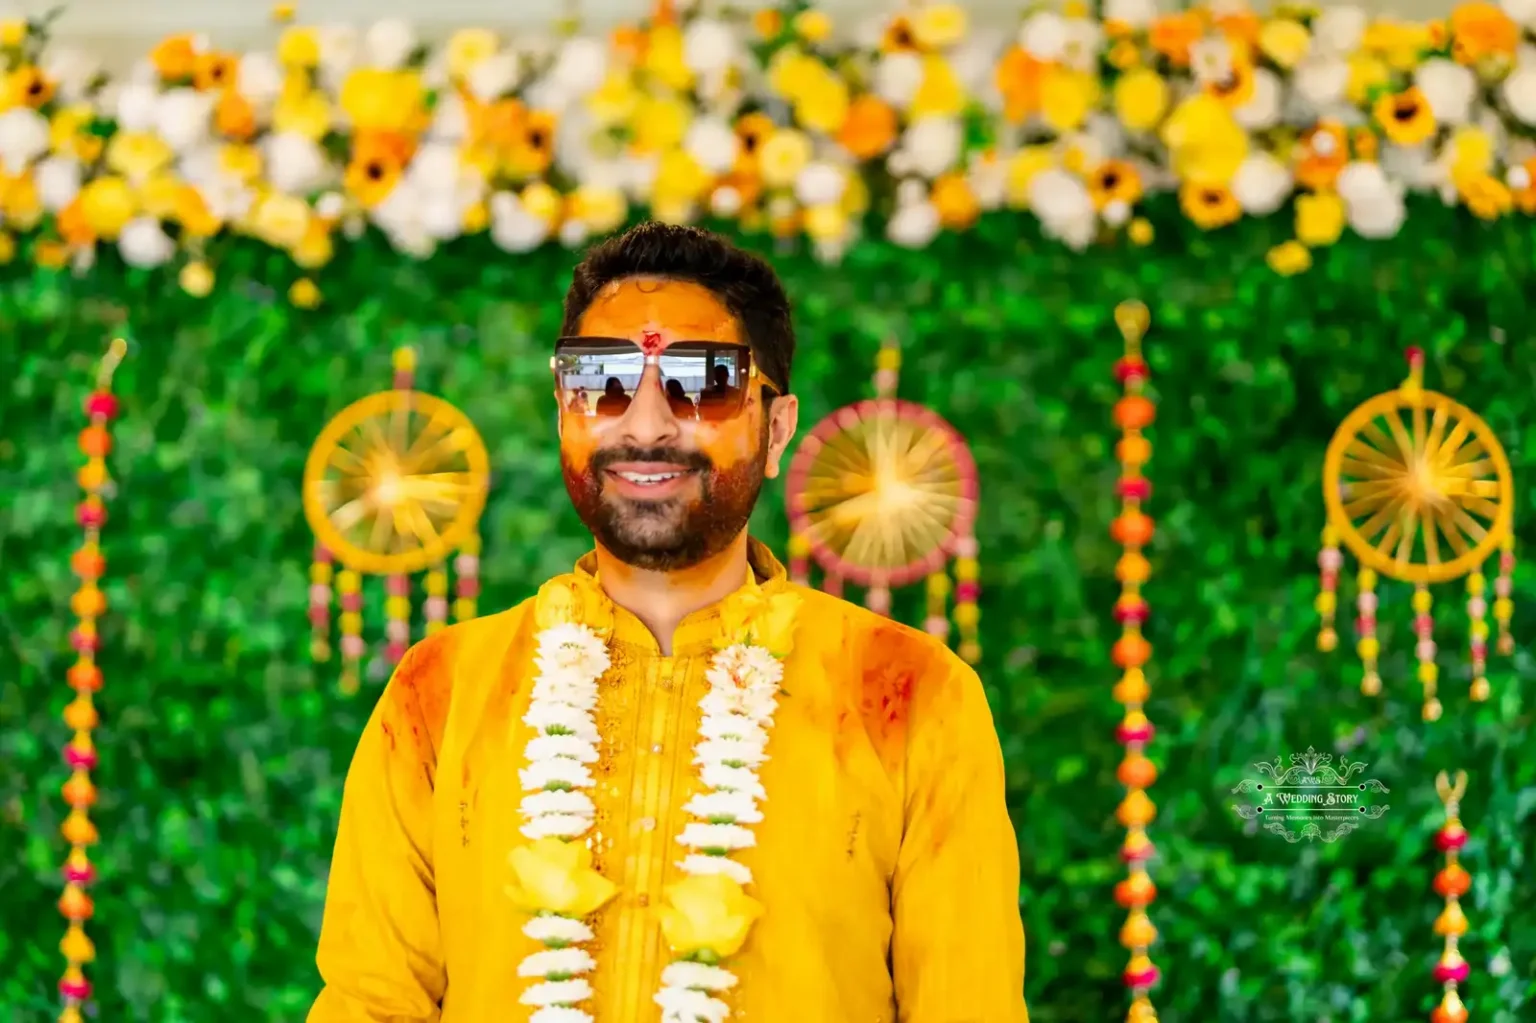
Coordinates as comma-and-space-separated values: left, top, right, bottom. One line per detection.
763, 394, 798, 480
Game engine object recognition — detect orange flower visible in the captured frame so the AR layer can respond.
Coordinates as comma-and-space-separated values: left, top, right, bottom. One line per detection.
467, 95, 527, 151
610, 25, 647, 65
1179, 182, 1241, 230
215, 91, 257, 140
1089, 160, 1143, 209
1458, 172, 1512, 220
193, 51, 237, 91
1205, 59, 1255, 108
1513, 158, 1536, 214
1107, 39, 1141, 70
174, 184, 221, 237
1149, 12, 1205, 67
150, 34, 199, 81
881, 16, 920, 52
836, 94, 897, 160
345, 131, 413, 208
931, 173, 978, 229
752, 9, 783, 39
1295, 122, 1348, 191
995, 45, 1044, 123
716, 167, 763, 210
56, 197, 94, 248
7, 67, 53, 108
504, 111, 556, 179
735, 112, 776, 162
1351, 127, 1379, 163
1215, 10, 1261, 60
1449, 2, 1518, 65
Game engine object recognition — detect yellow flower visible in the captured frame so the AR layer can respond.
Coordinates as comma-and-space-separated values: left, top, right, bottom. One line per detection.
911, 4, 968, 49
179, 261, 215, 296
1447, 125, 1494, 180
910, 56, 965, 119
793, 10, 833, 44
0, 18, 26, 47
1114, 68, 1168, 132
658, 873, 764, 961
1345, 54, 1390, 106
1004, 145, 1056, 207
803, 202, 847, 241
137, 174, 183, 219
249, 191, 313, 250
1372, 87, 1436, 146
768, 49, 824, 102
445, 28, 500, 80
1295, 191, 1345, 246
1127, 217, 1154, 245
644, 25, 693, 91
1040, 67, 1099, 133
1161, 94, 1249, 187
0, 231, 14, 264
6, 67, 53, 109
506, 837, 617, 918
651, 150, 710, 207
586, 71, 640, 127
292, 220, 335, 268
339, 69, 424, 135
757, 129, 812, 188
631, 94, 691, 154
105, 132, 173, 183
1258, 19, 1311, 68
1266, 240, 1312, 275
273, 87, 332, 141
0, 173, 41, 230
289, 278, 321, 309
271, 2, 296, 23
276, 26, 320, 68
796, 70, 851, 133
570, 184, 628, 234
932, 172, 979, 229
1459, 173, 1512, 220
78, 177, 137, 240
1178, 183, 1241, 230
521, 181, 564, 225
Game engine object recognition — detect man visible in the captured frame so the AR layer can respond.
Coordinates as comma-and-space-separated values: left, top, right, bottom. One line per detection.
309, 223, 1027, 1022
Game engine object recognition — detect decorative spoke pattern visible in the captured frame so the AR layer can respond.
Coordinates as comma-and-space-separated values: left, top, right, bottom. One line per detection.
786, 399, 977, 588
303, 391, 490, 576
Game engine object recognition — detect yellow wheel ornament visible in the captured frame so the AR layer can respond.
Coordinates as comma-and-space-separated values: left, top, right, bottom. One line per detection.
302, 348, 490, 692
1316, 347, 1516, 720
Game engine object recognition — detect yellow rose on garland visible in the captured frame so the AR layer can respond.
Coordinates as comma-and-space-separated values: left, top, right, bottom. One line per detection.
1266, 240, 1312, 276
658, 873, 764, 962
1004, 146, 1056, 207
339, 68, 424, 135
1258, 18, 1311, 68
444, 27, 499, 80
910, 56, 964, 119
77, 177, 136, 240
769, 49, 824, 102
644, 24, 693, 91
1459, 173, 1512, 220
1040, 66, 1099, 133
797, 69, 852, 132
0, 174, 42, 231
506, 837, 617, 918
911, 4, 968, 49
105, 132, 174, 183
651, 150, 710, 212
1446, 125, 1495, 181
793, 9, 833, 44
276, 25, 320, 68
587, 71, 640, 127
569, 184, 628, 235
631, 94, 692, 154
1113, 68, 1168, 132
249, 190, 314, 249
1161, 94, 1248, 187
273, 86, 332, 141
1346, 53, 1390, 106
1295, 192, 1345, 247
758, 128, 812, 188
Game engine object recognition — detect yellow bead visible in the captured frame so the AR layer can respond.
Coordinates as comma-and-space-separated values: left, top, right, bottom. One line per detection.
1423, 697, 1443, 722
59, 924, 95, 963
1317, 627, 1337, 652
1321, 526, 1338, 545
954, 602, 979, 627
1501, 534, 1515, 552
1360, 672, 1381, 696
1494, 597, 1513, 621
425, 572, 448, 596
1470, 618, 1489, 638
460, 535, 481, 556
1411, 588, 1433, 613
339, 611, 363, 634
309, 562, 333, 584
337, 570, 361, 593
1114, 668, 1150, 705
1357, 568, 1376, 589
384, 595, 410, 620
1314, 591, 1336, 615
1470, 677, 1490, 701
953, 557, 978, 581
453, 598, 477, 620
875, 347, 901, 371
310, 638, 331, 662
957, 640, 981, 664
1467, 572, 1485, 595
1356, 636, 1379, 660
1117, 789, 1156, 827
788, 533, 811, 558
425, 620, 445, 635
392, 347, 416, 372
1417, 660, 1438, 683
926, 573, 951, 597
1434, 901, 1469, 936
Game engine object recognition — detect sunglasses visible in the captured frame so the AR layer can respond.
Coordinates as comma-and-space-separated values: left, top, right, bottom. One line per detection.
551, 336, 779, 422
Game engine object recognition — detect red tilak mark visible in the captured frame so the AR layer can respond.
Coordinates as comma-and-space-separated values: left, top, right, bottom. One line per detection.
641, 331, 663, 355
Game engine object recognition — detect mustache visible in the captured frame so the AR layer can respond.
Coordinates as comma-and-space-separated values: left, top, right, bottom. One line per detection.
590, 446, 713, 475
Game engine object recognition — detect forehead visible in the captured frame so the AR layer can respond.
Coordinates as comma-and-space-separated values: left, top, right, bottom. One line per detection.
575, 277, 742, 346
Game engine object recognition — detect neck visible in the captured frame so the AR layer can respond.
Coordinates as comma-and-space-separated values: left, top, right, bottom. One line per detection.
594, 532, 752, 655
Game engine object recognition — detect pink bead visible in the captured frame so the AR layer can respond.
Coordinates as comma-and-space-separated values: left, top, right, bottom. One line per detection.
873, 368, 899, 394
1500, 553, 1516, 571
84, 392, 120, 420
954, 535, 978, 558
1495, 576, 1512, 597
424, 596, 449, 620
340, 634, 366, 659
1116, 721, 1154, 744
63, 859, 96, 884
1355, 616, 1375, 634
64, 744, 98, 770
385, 619, 409, 642
75, 502, 106, 528
866, 588, 891, 613
1123, 964, 1160, 989
955, 581, 981, 602
309, 583, 331, 604
1414, 614, 1433, 638
59, 977, 91, 1000
1356, 592, 1378, 613
393, 372, 414, 390
924, 615, 949, 637
385, 639, 409, 663
455, 554, 479, 575
1433, 960, 1471, 984
457, 577, 481, 599
340, 592, 363, 612
1319, 569, 1338, 589
313, 544, 332, 562
69, 629, 99, 654
1468, 596, 1487, 618
1318, 548, 1343, 570
386, 575, 410, 597
1471, 640, 1487, 659
1416, 640, 1437, 661
1120, 839, 1154, 863
307, 605, 329, 626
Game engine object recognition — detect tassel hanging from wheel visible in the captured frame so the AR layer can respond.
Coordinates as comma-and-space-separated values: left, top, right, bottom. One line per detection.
1430, 770, 1472, 1023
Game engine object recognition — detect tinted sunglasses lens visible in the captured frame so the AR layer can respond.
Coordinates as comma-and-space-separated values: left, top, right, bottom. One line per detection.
657, 344, 750, 422
555, 341, 644, 417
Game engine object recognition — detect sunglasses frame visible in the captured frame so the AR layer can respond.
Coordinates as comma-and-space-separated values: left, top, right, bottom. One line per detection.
550, 336, 780, 420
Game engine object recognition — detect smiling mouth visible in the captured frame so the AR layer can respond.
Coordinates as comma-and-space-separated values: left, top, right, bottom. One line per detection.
604, 463, 699, 490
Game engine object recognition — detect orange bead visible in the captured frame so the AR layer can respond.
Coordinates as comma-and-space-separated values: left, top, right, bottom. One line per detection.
61, 809, 98, 846
1116, 434, 1151, 465
1111, 510, 1155, 547
1113, 632, 1152, 668
63, 695, 98, 730
70, 586, 106, 618
1114, 395, 1156, 430
70, 545, 105, 579
77, 460, 108, 491
1116, 552, 1150, 584
1118, 754, 1158, 789
1114, 871, 1156, 907
1120, 909, 1157, 948
58, 883, 94, 921
1113, 667, 1150, 705
1434, 863, 1471, 897
67, 663, 102, 693
1432, 991, 1469, 1023
62, 772, 96, 809
1117, 789, 1156, 827
78, 425, 111, 458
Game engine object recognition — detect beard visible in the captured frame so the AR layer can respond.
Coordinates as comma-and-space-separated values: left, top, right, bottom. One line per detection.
562, 441, 768, 571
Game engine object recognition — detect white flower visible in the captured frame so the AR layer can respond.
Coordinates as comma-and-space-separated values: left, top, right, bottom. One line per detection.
365, 19, 417, 70
1313, 6, 1368, 54
42, 46, 101, 104
317, 24, 361, 86
678, 852, 753, 886
529, 1008, 593, 1023
1235, 69, 1282, 129
1028, 168, 1095, 251
873, 52, 925, 109
684, 19, 738, 76
518, 948, 596, 978
521, 813, 594, 841
1102, 200, 1130, 227
468, 52, 521, 102
950, 31, 1008, 95
559, 219, 588, 248
0, 108, 48, 174
678, 822, 757, 851
429, 91, 469, 141
263, 132, 329, 194
900, 117, 963, 178
551, 37, 608, 97
683, 117, 739, 174
526, 734, 600, 764
1503, 64, 1536, 125
315, 191, 346, 219
1510, 163, 1532, 190
524, 916, 594, 945
709, 185, 742, 217
1190, 37, 1234, 86
1058, 19, 1103, 74
655, 986, 731, 1023
794, 161, 846, 206
524, 703, 600, 742
697, 713, 768, 747
1381, 143, 1438, 191
683, 789, 763, 824
693, 737, 768, 768
1231, 153, 1293, 214
520, 758, 595, 792
154, 88, 213, 152
521, 788, 596, 821
35, 156, 81, 211
1337, 161, 1406, 238
1293, 56, 1350, 108
116, 81, 160, 132
1417, 59, 1477, 125
521, 979, 594, 1007
1505, 0, 1536, 26
117, 217, 174, 269
1102, 0, 1157, 28
697, 762, 766, 799
969, 156, 1007, 209
235, 52, 284, 106
1019, 12, 1068, 62
196, 175, 254, 222
660, 961, 739, 993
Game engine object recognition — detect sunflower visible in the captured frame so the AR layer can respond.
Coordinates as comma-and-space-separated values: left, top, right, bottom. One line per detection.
193, 51, 237, 92
734, 112, 776, 163
504, 110, 557, 179
1372, 87, 1436, 146
1179, 182, 1241, 230
881, 15, 921, 53
1089, 160, 1144, 209
1205, 59, 1255, 108
6, 67, 52, 108
344, 132, 412, 209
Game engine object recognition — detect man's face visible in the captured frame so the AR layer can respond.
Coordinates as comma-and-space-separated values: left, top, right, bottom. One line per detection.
558, 277, 798, 571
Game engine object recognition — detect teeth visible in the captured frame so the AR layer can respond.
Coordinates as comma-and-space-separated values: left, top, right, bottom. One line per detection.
618, 471, 682, 483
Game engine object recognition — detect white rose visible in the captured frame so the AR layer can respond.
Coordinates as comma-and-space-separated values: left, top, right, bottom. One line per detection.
42, 46, 101, 104
900, 116, 963, 178
429, 91, 469, 141
1235, 69, 1282, 129
1416, 59, 1477, 125
1190, 37, 1234, 85
1103, 0, 1157, 28
117, 217, 174, 269
683, 116, 739, 174
794, 161, 846, 206
1336, 160, 1391, 206
1059, 19, 1104, 73
116, 81, 160, 132
154, 88, 212, 152
895, 178, 928, 208
0, 107, 49, 174
1502, 0, 1536, 27
1019, 12, 1068, 62
35, 156, 81, 211
1313, 6, 1368, 54
873, 52, 925, 109
406, 143, 462, 192
263, 132, 329, 194
489, 191, 549, 252
1102, 200, 1131, 227
1083, 113, 1129, 160
683, 18, 737, 76
968, 157, 1007, 210
365, 19, 416, 70
1381, 143, 1438, 190
1293, 56, 1350, 109
235, 52, 284, 107
1231, 152, 1293, 214
551, 37, 608, 96
709, 185, 742, 217
1502, 64, 1536, 124
950, 31, 1007, 93
886, 200, 940, 248
559, 218, 589, 248
467, 52, 520, 103
1348, 191, 1406, 238
317, 24, 360, 86
197, 175, 254, 222
314, 191, 345, 219
1029, 168, 1096, 250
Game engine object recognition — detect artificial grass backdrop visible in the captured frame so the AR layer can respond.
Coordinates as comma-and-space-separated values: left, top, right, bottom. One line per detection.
2, 206, 1533, 1022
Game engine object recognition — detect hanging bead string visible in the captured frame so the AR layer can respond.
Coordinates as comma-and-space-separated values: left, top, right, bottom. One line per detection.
1316, 526, 1341, 655
1415, 584, 1441, 722
309, 545, 333, 662
424, 563, 449, 637
1493, 535, 1514, 657
953, 535, 981, 664
1466, 568, 1490, 703
59, 337, 127, 1023
384, 573, 411, 664
454, 534, 480, 621
822, 572, 843, 599
1356, 569, 1381, 697
861, 337, 901, 617
923, 572, 951, 642
1109, 301, 1158, 1023
787, 533, 811, 586
337, 568, 363, 695
1432, 770, 1472, 1023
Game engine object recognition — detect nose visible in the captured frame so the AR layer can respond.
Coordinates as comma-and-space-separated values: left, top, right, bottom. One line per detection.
616, 365, 682, 446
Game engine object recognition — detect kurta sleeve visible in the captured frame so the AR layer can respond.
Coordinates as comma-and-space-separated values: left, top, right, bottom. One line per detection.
309, 644, 448, 1022
891, 659, 1028, 1023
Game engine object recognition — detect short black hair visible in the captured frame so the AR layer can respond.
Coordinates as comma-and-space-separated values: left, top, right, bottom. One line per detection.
562, 222, 795, 394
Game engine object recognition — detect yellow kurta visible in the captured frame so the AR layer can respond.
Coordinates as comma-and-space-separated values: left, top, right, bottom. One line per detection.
310, 541, 1027, 1022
